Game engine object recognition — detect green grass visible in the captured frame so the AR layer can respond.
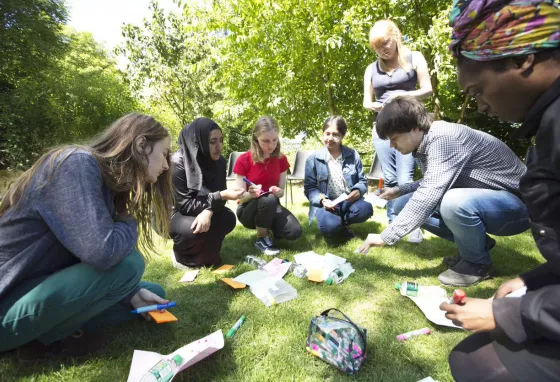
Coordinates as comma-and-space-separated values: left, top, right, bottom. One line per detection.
0, 184, 544, 382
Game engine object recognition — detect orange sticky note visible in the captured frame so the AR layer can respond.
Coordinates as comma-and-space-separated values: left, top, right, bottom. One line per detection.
221, 278, 246, 289
308, 267, 324, 282
212, 264, 234, 274
148, 310, 178, 324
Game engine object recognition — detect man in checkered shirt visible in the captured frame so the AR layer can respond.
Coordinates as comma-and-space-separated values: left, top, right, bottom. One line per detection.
357, 96, 530, 286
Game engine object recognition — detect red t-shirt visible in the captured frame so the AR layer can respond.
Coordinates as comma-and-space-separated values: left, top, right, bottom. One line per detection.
233, 151, 290, 192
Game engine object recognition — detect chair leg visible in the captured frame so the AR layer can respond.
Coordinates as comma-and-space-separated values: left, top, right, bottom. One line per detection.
290, 180, 293, 204
284, 181, 288, 205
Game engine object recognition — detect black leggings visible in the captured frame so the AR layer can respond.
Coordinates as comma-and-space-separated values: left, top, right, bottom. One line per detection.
170, 207, 236, 267
236, 194, 301, 240
450, 331, 560, 382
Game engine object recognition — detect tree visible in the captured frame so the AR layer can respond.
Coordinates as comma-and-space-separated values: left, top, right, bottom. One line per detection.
118, 1, 221, 132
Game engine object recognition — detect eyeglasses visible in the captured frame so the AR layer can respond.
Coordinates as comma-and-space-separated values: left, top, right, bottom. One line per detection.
323, 132, 342, 142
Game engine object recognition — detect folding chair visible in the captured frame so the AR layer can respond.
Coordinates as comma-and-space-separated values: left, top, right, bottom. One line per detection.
285, 150, 314, 205
226, 151, 243, 182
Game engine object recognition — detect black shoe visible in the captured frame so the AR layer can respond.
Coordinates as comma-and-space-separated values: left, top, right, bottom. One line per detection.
17, 330, 112, 362
442, 236, 496, 269
438, 259, 494, 286
442, 254, 462, 268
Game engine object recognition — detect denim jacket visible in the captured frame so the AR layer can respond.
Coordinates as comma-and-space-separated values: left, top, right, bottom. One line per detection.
304, 145, 368, 223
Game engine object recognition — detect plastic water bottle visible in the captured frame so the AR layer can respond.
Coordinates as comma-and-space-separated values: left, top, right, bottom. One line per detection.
395, 281, 446, 299
245, 255, 267, 269
291, 264, 307, 278
140, 354, 183, 382
325, 263, 354, 285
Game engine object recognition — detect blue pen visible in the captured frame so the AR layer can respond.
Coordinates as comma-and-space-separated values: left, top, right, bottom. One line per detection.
243, 177, 265, 195
131, 301, 177, 314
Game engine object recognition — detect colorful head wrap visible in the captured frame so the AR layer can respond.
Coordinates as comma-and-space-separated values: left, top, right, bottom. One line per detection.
449, 0, 560, 60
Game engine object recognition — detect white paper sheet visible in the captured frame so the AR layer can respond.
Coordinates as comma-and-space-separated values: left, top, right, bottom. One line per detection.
506, 286, 527, 298
127, 330, 224, 382
293, 251, 324, 270
406, 296, 463, 329
364, 193, 388, 208
330, 193, 349, 206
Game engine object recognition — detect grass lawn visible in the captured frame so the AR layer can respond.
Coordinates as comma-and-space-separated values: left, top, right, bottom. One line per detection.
0, 183, 543, 382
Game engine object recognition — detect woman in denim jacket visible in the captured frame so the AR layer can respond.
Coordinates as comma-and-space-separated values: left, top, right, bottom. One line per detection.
304, 116, 373, 240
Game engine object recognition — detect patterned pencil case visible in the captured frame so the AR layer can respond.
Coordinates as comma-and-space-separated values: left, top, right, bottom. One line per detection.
306, 308, 367, 374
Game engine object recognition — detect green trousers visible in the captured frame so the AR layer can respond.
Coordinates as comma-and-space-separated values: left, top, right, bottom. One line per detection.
0, 250, 165, 352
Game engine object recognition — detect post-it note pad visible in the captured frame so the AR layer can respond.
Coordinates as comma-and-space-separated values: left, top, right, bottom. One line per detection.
148, 310, 178, 324
221, 278, 246, 289
212, 264, 234, 274
180, 269, 199, 283
308, 267, 324, 282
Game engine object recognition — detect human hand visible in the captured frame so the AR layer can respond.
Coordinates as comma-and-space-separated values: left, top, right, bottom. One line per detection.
494, 277, 526, 299
131, 288, 169, 321
378, 187, 400, 201
191, 209, 213, 234
322, 199, 335, 209
269, 186, 284, 198
371, 102, 384, 112
356, 234, 385, 254
439, 298, 496, 332
347, 189, 360, 202
221, 188, 245, 201
248, 184, 262, 198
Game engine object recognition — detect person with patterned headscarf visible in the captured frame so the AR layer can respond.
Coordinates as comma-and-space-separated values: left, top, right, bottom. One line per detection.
439, 1, 560, 381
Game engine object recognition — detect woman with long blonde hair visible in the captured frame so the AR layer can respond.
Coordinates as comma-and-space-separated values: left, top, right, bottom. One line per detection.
0, 113, 173, 361
233, 116, 301, 255
363, 19, 432, 242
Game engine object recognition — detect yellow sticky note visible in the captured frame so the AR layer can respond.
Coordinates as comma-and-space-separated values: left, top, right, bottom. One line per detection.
212, 264, 234, 274
308, 267, 324, 282
148, 310, 178, 324
221, 278, 246, 289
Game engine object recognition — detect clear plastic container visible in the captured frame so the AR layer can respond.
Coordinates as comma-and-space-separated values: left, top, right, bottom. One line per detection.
292, 264, 307, 278
325, 262, 354, 285
250, 278, 298, 307
395, 281, 447, 299
140, 354, 183, 382
245, 255, 267, 270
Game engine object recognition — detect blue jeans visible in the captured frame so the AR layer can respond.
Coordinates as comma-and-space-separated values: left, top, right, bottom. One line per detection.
393, 188, 530, 265
373, 128, 415, 223
316, 198, 373, 236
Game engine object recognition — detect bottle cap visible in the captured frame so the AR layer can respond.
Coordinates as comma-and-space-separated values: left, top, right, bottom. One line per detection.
394, 282, 401, 290
173, 354, 183, 365
326, 278, 333, 285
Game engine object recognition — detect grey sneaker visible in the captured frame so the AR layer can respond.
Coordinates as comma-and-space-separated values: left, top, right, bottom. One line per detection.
438, 259, 494, 286
442, 254, 462, 268
255, 237, 280, 256
442, 236, 496, 269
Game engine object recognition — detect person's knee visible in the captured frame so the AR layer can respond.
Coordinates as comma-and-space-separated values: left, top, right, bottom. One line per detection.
112, 250, 145, 286
317, 213, 340, 236
440, 190, 474, 222
222, 209, 237, 233
283, 221, 302, 240
257, 194, 277, 210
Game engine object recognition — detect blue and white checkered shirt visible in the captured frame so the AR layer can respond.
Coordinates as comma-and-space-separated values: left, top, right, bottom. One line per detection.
380, 120, 527, 245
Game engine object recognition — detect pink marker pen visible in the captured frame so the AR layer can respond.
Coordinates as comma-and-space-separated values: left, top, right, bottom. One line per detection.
397, 327, 431, 342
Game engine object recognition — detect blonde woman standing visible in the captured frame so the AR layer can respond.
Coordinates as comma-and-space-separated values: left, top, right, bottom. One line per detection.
363, 19, 432, 241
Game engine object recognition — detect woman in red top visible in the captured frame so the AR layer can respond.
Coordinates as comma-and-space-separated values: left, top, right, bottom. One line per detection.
233, 116, 302, 255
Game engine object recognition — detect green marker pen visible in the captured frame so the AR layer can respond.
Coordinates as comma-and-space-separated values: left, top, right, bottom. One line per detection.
226, 315, 246, 338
